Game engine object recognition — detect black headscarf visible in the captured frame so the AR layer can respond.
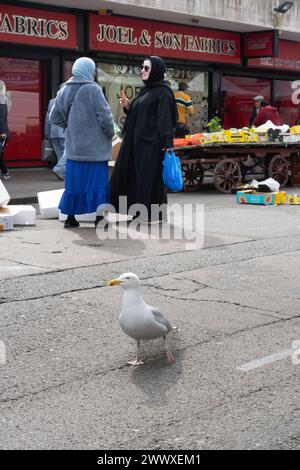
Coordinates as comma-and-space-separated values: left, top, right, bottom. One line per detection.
143, 56, 167, 87
123, 56, 177, 129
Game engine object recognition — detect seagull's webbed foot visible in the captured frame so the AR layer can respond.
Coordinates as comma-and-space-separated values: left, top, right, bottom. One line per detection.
127, 358, 144, 366
127, 340, 144, 366
164, 335, 175, 365
166, 349, 175, 365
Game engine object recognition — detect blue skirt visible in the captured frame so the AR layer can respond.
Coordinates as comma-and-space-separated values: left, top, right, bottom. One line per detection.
59, 160, 109, 215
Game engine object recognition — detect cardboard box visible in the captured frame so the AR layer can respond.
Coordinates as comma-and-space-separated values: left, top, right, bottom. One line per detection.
283, 134, 300, 143
112, 136, 122, 161
108, 160, 115, 177
37, 189, 64, 219
236, 190, 286, 205
287, 194, 300, 204
0, 213, 14, 231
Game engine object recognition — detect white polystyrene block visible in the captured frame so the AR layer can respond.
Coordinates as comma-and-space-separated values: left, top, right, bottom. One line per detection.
37, 189, 64, 219
0, 180, 10, 207
3, 205, 36, 225
0, 210, 14, 230
59, 210, 96, 222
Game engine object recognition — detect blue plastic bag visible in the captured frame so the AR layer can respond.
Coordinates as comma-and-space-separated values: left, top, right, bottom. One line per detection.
162, 150, 183, 192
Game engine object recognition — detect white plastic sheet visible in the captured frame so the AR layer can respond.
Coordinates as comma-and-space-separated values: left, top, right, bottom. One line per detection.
0, 180, 10, 207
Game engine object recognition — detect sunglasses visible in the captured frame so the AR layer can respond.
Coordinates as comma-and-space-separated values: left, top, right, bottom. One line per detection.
141, 65, 151, 71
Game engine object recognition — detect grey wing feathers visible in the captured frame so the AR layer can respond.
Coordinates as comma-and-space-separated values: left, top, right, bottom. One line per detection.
151, 309, 173, 332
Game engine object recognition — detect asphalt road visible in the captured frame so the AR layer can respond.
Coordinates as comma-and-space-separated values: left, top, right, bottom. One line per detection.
0, 187, 299, 450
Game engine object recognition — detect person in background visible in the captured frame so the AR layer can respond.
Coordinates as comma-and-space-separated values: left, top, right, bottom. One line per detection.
0, 80, 10, 180
45, 84, 66, 180
253, 100, 281, 127
249, 95, 264, 127
110, 56, 177, 223
50, 57, 114, 228
174, 82, 195, 137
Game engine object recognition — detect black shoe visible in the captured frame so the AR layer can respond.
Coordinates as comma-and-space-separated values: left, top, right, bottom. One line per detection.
64, 215, 80, 228
2, 171, 11, 180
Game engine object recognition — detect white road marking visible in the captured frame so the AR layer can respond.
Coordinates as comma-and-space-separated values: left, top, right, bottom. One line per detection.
237, 348, 295, 372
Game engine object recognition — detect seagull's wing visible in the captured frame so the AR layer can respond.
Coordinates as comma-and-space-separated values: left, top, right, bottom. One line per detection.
150, 308, 173, 333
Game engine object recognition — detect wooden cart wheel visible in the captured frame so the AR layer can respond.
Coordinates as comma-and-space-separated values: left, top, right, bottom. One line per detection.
213, 158, 242, 193
268, 154, 289, 188
181, 162, 204, 192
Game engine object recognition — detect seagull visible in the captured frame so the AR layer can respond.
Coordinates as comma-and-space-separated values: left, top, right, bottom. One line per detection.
108, 272, 179, 365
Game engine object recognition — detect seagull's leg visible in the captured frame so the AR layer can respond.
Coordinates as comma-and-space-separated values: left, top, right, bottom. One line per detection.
164, 335, 175, 365
127, 340, 144, 366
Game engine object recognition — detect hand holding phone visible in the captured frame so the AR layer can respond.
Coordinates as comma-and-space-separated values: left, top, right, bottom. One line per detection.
119, 89, 129, 108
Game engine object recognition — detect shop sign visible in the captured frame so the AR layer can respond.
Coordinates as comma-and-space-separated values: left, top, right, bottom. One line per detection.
89, 14, 241, 64
248, 40, 300, 71
0, 3, 77, 49
243, 30, 278, 58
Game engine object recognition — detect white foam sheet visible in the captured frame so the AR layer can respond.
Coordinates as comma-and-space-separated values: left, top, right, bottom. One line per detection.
2, 205, 36, 225
37, 189, 64, 219
0, 180, 10, 207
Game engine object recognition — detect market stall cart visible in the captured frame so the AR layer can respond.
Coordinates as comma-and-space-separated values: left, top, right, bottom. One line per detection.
173, 142, 300, 193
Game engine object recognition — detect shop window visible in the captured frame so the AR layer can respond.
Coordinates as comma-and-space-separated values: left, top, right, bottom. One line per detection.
274, 80, 299, 126
221, 76, 271, 129
0, 57, 41, 165
64, 60, 209, 132
81, 62, 208, 132
166, 67, 209, 133
63, 61, 208, 132
64, 60, 73, 82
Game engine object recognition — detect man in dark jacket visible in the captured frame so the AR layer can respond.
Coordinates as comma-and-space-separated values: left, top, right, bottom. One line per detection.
253, 100, 281, 127
0, 80, 10, 179
249, 95, 264, 127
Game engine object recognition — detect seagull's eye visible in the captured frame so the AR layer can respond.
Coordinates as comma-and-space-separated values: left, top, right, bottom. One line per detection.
126, 277, 130, 280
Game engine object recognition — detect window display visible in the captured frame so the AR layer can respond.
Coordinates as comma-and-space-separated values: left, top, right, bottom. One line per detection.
274, 80, 299, 126
95, 62, 209, 133
0, 57, 42, 164
221, 76, 271, 129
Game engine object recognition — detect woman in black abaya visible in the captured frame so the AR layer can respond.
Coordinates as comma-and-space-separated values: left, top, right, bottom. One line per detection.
109, 56, 177, 222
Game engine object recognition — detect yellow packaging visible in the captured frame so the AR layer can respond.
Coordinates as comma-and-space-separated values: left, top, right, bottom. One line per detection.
275, 191, 286, 204
290, 126, 300, 134
287, 194, 300, 204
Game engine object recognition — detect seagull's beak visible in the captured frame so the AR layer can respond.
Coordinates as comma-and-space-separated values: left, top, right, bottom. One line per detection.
108, 278, 121, 287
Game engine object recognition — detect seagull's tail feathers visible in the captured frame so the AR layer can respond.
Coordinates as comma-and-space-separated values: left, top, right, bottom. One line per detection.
172, 326, 180, 332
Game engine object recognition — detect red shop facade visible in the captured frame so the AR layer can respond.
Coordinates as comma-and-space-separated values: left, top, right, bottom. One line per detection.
0, 1, 79, 167
1, 1, 300, 167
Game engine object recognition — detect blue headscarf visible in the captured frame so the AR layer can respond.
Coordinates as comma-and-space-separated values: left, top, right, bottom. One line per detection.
72, 57, 96, 81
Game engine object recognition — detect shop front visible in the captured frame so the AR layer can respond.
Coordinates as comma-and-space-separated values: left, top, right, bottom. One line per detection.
68, 12, 241, 136
221, 38, 300, 129
1, 2, 300, 168
87, 15, 300, 132
0, 2, 78, 167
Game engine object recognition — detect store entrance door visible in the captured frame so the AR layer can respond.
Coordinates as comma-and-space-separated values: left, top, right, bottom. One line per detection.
221, 75, 272, 129
0, 57, 44, 167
